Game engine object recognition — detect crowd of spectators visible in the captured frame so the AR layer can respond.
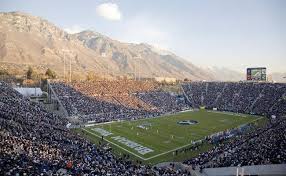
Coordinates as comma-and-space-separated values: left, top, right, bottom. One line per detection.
137, 91, 189, 113
2, 80, 285, 174
184, 117, 286, 169
51, 80, 190, 122
182, 81, 286, 169
182, 82, 286, 117
1, 81, 192, 175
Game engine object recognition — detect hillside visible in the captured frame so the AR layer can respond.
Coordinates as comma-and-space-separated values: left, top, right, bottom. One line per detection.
270, 72, 286, 83
0, 12, 214, 80
203, 67, 245, 81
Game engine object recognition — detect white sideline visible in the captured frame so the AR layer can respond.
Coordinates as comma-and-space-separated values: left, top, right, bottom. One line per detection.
144, 141, 201, 160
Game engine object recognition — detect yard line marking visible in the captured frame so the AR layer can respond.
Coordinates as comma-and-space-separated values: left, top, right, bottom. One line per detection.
83, 128, 204, 161
82, 129, 148, 160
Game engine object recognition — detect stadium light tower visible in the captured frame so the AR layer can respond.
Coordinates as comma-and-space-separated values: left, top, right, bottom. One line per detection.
134, 54, 142, 81
62, 49, 69, 81
64, 53, 66, 81
62, 49, 75, 82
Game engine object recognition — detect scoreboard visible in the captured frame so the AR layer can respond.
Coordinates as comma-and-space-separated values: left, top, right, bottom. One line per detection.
246, 67, 266, 81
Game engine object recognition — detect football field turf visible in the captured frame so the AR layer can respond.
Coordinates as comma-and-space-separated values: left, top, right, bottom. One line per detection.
81, 110, 264, 164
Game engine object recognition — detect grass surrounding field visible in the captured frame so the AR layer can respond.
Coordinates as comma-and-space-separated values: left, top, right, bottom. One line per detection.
79, 110, 264, 165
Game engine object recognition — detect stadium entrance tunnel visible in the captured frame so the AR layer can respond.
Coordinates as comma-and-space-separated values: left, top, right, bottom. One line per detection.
177, 120, 198, 125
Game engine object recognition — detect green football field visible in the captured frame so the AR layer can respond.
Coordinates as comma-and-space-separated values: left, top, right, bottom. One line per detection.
80, 110, 264, 165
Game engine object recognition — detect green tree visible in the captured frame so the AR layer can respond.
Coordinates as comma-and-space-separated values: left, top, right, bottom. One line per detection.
45, 68, 57, 79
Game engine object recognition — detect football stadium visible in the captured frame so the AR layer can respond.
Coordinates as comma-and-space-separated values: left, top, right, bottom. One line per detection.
1, 1, 286, 176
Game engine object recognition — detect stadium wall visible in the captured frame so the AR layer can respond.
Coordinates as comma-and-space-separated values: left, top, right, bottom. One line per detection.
203, 164, 286, 176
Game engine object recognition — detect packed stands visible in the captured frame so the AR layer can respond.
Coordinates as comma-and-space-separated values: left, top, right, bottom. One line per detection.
51, 80, 190, 122
182, 82, 286, 117
1, 81, 191, 175
182, 82, 286, 169
184, 117, 286, 169
1, 79, 285, 175
137, 91, 189, 113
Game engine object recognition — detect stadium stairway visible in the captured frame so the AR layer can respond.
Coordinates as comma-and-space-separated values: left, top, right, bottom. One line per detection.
47, 80, 69, 117
181, 84, 193, 106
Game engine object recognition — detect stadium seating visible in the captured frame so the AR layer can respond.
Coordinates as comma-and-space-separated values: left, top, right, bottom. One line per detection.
1, 80, 286, 175
183, 116, 286, 169
182, 82, 286, 117
0, 81, 191, 175
182, 82, 286, 170
0, 81, 178, 175
50, 80, 190, 122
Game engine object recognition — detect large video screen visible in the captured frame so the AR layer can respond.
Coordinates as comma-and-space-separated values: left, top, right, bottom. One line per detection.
247, 67, 266, 81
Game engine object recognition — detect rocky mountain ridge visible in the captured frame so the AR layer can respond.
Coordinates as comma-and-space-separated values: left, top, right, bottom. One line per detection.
0, 11, 251, 81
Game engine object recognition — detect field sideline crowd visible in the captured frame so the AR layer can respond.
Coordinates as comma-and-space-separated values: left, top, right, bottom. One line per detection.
182, 82, 286, 117
182, 82, 286, 170
1, 80, 286, 175
51, 80, 189, 123
0, 81, 190, 175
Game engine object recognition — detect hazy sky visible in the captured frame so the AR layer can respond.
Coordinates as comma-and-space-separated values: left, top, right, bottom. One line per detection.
1, 0, 285, 73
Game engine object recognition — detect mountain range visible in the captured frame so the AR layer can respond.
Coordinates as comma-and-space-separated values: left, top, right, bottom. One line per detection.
0, 12, 283, 82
